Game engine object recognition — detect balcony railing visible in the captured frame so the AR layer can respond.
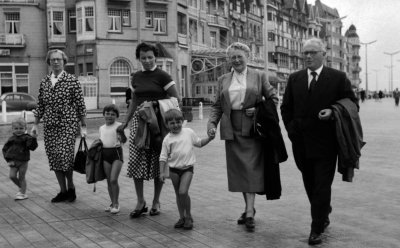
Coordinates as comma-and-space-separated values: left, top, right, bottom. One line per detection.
276, 46, 289, 54
0, 0, 34, 3
177, 0, 187, 7
0, 34, 25, 47
207, 14, 228, 29
145, 0, 168, 4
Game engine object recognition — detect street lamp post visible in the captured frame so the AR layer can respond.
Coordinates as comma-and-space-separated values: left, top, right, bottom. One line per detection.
360, 40, 377, 94
318, 16, 347, 68
384, 65, 392, 92
383, 50, 400, 92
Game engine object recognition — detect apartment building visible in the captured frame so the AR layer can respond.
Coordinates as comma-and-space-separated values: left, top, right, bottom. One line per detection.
345, 24, 361, 88
0, 0, 47, 97
0, 0, 361, 108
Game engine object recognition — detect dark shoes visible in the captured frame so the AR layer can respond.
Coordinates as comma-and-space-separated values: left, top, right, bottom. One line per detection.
245, 217, 255, 230
174, 218, 185, 228
149, 203, 161, 216
67, 188, 76, 202
51, 192, 68, 203
130, 203, 148, 218
237, 208, 256, 225
308, 231, 322, 245
183, 217, 193, 230
51, 188, 76, 203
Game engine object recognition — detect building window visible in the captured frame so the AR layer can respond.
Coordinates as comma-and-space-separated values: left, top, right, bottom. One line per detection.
196, 85, 201, 95
189, 19, 197, 42
68, 9, 76, 33
86, 63, 93, 76
5, 12, 20, 34
122, 10, 130, 26
108, 9, 121, 32
210, 31, 217, 48
145, 12, 153, 27
76, 4, 95, 39
0, 65, 29, 94
178, 12, 187, 35
145, 11, 167, 34
239, 25, 243, 37
154, 12, 167, 34
231, 22, 236, 37
110, 59, 131, 95
52, 11, 65, 36
208, 86, 213, 94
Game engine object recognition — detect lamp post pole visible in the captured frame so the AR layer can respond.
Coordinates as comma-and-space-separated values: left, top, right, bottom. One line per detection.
383, 50, 400, 92
384, 65, 392, 92
360, 40, 377, 94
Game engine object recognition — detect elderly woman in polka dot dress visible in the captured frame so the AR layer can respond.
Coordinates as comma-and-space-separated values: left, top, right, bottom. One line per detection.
32, 49, 87, 203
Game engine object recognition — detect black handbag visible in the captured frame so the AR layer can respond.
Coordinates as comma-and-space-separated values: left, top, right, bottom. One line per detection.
73, 137, 88, 174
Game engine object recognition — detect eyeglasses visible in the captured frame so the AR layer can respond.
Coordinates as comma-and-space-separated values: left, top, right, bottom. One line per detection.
302, 51, 322, 56
50, 58, 63, 62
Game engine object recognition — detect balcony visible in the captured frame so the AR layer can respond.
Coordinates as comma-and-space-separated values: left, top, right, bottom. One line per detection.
0, 34, 25, 48
145, 0, 168, 5
290, 50, 302, 58
276, 46, 289, 54
207, 14, 228, 30
0, 0, 34, 3
178, 33, 188, 46
177, 0, 187, 7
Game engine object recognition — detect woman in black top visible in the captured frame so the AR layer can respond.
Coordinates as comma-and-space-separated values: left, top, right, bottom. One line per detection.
119, 43, 179, 218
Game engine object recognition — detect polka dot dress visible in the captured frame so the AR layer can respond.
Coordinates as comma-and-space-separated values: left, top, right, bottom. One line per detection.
127, 111, 159, 180
35, 72, 86, 172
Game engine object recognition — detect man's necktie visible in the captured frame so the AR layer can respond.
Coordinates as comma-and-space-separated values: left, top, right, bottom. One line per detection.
309, 71, 317, 92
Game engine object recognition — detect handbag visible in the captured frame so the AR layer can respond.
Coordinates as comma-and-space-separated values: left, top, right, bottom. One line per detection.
73, 137, 88, 174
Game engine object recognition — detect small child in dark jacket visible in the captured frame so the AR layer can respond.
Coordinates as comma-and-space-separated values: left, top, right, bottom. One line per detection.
2, 117, 38, 200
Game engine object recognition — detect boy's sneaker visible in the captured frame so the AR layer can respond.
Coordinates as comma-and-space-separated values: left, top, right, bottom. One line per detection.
110, 205, 120, 214
105, 204, 113, 212
15, 193, 28, 200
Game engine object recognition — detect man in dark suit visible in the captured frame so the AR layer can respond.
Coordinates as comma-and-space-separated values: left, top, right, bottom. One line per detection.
280, 38, 357, 245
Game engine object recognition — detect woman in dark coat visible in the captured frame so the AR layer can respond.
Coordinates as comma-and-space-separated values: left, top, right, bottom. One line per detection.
207, 42, 278, 230
32, 49, 87, 203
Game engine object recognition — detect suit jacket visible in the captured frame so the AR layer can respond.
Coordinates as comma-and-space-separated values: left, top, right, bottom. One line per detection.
208, 68, 278, 140
280, 66, 357, 158
332, 98, 366, 182
254, 98, 288, 200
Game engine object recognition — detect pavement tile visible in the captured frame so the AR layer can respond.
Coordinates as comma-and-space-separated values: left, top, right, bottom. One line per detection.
0, 99, 400, 247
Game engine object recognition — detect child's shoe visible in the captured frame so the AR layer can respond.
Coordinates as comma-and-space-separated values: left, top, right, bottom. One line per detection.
110, 205, 120, 214
183, 217, 193, 230
105, 204, 112, 212
15, 193, 28, 200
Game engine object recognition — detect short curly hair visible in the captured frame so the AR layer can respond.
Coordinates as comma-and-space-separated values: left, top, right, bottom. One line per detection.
164, 109, 184, 123
135, 42, 159, 59
226, 42, 251, 57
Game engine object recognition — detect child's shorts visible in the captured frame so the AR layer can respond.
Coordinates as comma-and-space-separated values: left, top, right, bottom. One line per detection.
102, 147, 123, 164
8, 161, 28, 168
169, 166, 194, 177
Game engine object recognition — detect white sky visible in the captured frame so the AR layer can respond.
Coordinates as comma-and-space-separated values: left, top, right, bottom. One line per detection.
309, 0, 400, 91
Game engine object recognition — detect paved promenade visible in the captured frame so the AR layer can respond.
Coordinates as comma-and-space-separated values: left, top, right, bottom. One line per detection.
0, 98, 399, 248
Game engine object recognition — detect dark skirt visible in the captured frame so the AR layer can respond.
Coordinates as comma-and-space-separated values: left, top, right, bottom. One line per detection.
225, 110, 264, 192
